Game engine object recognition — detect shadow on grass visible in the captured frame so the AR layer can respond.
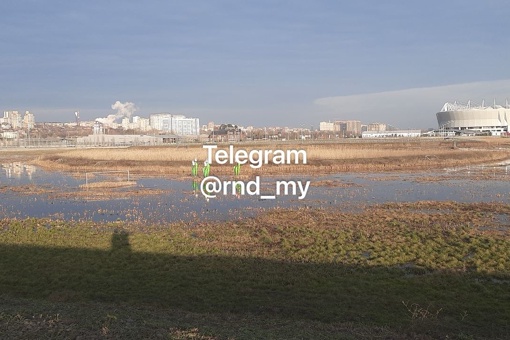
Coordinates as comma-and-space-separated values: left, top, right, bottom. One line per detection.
0, 231, 509, 338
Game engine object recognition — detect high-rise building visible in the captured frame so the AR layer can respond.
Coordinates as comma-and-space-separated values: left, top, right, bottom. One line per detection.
23, 111, 35, 129
368, 123, 387, 132
345, 120, 362, 136
3, 111, 22, 129
319, 121, 335, 131
149, 113, 172, 131
121, 117, 130, 130
138, 118, 151, 131
149, 113, 200, 135
333, 120, 361, 137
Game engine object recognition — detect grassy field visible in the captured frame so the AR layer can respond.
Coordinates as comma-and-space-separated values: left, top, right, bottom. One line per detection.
1, 201, 509, 339
7, 138, 510, 177
2, 138, 510, 338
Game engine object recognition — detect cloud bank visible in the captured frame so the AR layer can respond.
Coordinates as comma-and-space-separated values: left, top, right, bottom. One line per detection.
314, 79, 510, 128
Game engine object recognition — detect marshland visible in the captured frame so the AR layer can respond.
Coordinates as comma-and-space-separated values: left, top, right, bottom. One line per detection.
14, 138, 510, 176
1, 138, 510, 339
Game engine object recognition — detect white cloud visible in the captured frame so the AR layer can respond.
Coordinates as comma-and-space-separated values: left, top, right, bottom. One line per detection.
314, 79, 510, 128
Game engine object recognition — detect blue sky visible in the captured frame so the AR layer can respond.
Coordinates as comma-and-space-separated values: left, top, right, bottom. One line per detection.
1, 0, 510, 128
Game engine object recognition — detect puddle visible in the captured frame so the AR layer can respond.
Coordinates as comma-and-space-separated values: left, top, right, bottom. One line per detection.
444, 163, 510, 178
0, 163, 509, 223
494, 213, 510, 224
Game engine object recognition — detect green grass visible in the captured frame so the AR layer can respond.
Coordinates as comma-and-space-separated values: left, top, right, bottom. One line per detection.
0, 295, 406, 340
1, 202, 509, 339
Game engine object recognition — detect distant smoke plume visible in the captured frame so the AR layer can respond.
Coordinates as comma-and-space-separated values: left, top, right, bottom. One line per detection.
111, 101, 137, 119
96, 101, 137, 126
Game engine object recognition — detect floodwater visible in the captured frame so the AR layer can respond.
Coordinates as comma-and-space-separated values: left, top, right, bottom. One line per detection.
0, 162, 509, 223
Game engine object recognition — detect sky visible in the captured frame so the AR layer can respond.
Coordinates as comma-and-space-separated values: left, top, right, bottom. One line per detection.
1, 0, 510, 129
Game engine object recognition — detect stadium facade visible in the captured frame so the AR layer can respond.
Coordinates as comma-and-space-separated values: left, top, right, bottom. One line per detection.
436, 101, 510, 136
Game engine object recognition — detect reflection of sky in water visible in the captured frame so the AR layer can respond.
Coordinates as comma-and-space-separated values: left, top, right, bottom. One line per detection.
0, 165, 509, 223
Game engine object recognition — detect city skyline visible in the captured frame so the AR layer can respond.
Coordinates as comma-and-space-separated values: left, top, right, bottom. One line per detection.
1, 1, 510, 129
2, 107, 397, 132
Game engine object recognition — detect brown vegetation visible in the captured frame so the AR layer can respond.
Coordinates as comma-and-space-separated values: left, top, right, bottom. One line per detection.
1, 201, 509, 338
8, 138, 510, 177
79, 181, 137, 189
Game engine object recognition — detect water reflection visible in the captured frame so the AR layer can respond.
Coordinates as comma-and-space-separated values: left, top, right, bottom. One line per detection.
0, 164, 509, 223
191, 179, 200, 198
2, 162, 37, 180
445, 162, 510, 178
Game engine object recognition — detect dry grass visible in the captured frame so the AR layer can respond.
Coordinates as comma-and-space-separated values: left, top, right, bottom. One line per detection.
24, 138, 510, 177
24, 140, 484, 162
32, 146, 420, 162
54, 147, 203, 162
79, 181, 137, 189
1, 202, 509, 338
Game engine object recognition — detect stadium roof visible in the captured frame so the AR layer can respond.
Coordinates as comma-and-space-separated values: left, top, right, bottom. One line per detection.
441, 100, 510, 112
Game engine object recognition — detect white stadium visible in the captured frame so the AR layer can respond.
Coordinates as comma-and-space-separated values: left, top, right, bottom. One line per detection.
436, 101, 510, 136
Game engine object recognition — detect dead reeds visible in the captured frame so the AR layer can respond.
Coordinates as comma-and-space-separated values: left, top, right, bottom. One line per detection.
26, 139, 510, 177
